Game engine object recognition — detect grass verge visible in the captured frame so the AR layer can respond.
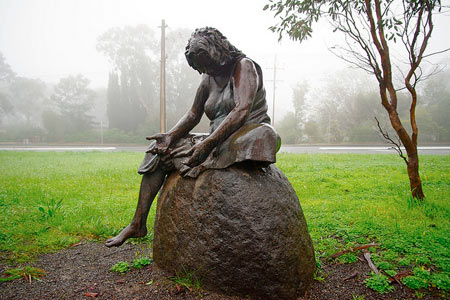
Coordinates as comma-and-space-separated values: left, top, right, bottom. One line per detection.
0, 151, 449, 294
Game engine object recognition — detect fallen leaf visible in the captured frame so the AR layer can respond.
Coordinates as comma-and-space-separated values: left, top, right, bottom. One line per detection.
145, 280, 153, 285
84, 292, 98, 298
175, 285, 187, 294
393, 270, 413, 281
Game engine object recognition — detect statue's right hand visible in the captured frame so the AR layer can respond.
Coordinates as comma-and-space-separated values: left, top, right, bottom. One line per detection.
146, 133, 173, 155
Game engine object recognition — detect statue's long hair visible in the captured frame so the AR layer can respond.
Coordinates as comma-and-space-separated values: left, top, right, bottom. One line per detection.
185, 27, 245, 72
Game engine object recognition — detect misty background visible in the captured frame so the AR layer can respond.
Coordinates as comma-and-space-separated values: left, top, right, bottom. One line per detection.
0, 0, 449, 145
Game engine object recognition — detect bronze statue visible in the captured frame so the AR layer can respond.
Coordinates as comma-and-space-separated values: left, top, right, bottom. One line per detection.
106, 27, 280, 247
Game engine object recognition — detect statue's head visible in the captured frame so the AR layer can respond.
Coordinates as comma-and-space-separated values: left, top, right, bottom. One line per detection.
185, 27, 244, 76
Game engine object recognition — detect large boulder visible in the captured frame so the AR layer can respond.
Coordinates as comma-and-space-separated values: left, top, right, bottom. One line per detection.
153, 163, 316, 299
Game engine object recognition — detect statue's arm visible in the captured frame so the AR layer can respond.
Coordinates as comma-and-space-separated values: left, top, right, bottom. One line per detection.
146, 75, 209, 154
166, 75, 209, 140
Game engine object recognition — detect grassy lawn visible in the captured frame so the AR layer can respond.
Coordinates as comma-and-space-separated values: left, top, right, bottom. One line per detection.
0, 151, 449, 293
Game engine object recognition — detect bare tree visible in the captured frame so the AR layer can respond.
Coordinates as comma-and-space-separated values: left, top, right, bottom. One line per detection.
265, 0, 450, 199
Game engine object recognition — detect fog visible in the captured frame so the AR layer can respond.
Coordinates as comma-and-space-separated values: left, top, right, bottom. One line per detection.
1, 0, 449, 144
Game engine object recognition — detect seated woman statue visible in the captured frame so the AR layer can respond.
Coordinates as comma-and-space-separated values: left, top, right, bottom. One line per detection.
106, 27, 281, 247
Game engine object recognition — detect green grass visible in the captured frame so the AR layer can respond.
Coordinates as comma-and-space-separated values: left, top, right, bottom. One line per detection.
0, 266, 46, 282
0, 151, 147, 262
277, 153, 450, 292
0, 151, 449, 293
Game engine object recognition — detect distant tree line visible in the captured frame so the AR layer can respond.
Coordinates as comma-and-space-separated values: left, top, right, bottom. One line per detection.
0, 25, 208, 144
1, 24, 448, 145
276, 69, 450, 144
0, 51, 103, 143
97, 25, 208, 137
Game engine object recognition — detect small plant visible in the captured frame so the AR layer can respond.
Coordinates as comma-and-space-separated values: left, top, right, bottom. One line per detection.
351, 294, 365, 300
38, 198, 63, 220
130, 233, 153, 245
132, 256, 152, 269
403, 276, 428, 289
169, 269, 201, 291
0, 266, 46, 282
384, 270, 396, 277
338, 252, 358, 264
315, 255, 322, 270
398, 257, 411, 266
376, 261, 394, 271
364, 272, 394, 294
431, 272, 450, 291
110, 261, 130, 274
402, 267, 431, 290
413, 267, 431, 280
415, 291, 426, 299
414, 255, 431, 265
313, 272, 325, 283
382, 250, 399, 262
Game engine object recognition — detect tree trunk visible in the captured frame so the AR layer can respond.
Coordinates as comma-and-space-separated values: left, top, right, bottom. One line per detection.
385, 102, 425, 200
406, 151, 425, 199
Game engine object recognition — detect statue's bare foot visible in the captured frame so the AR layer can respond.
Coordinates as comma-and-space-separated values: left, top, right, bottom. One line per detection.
105, 224, 147, 247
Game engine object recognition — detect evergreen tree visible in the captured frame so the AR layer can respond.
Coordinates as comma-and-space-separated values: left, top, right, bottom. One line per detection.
106, 72, 121, 129
97, 25, 158, 133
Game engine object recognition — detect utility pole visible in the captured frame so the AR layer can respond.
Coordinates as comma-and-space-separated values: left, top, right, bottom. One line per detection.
266, 55, 283, 127
159, 19, 167, 133
272, 56, 277, 127
100, 121, 104, 145
328, 109, 331, 144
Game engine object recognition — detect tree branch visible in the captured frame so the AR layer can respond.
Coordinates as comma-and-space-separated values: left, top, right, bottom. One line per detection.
422, 47, 450, 58
375, 117, 408, 164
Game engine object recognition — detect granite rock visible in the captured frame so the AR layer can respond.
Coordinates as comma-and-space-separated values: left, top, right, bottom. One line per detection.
153, 163, 315, 299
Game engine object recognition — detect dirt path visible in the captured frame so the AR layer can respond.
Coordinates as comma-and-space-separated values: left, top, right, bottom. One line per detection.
0, 242, 443, 300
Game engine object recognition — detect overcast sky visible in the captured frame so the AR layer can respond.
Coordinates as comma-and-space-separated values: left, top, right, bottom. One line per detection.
1, 0, 449, 119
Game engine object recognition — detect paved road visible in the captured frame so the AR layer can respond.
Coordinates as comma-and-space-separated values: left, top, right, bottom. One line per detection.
1, 145, 449, 155
279, 145, 450, 155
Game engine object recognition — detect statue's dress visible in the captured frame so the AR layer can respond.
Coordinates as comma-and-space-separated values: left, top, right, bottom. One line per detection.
138, 58, 281, 178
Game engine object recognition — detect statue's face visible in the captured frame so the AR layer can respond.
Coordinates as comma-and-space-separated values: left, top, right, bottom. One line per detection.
185, 37, 221, 76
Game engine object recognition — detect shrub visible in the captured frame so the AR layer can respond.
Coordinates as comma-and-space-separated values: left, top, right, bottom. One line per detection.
364, 272, 394, 294
132, 256, 152, 269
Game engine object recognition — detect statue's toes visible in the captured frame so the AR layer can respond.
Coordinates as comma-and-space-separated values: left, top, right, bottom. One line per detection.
105, 237, 122, 247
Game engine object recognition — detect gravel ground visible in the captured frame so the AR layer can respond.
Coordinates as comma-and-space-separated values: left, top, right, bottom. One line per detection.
0, 242, 445, 300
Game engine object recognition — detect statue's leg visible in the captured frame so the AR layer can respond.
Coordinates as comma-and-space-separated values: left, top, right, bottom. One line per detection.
105, 167, 166, 247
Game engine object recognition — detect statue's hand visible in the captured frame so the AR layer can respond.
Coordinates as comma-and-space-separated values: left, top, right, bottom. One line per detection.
172, 140, 214, 168
185, 143, 211, 167
146, 133, 174, 155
